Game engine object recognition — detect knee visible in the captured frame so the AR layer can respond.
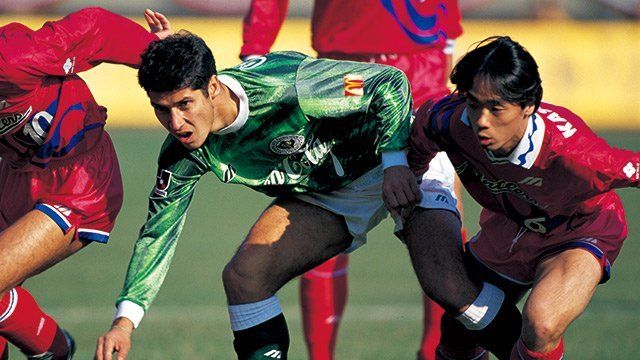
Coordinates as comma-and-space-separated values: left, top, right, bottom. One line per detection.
222, 260, 273, 304
521, 310, 564, 349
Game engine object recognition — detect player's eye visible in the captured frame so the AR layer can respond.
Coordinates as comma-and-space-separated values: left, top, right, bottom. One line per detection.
178, 101, 191, 110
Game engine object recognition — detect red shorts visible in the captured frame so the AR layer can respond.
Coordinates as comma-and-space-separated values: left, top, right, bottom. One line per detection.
318, 46, 450, 109
468, 201, 628, 285
0, 133, 123, 243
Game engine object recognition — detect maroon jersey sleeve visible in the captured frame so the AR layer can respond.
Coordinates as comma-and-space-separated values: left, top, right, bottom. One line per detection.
0, 7, 157, 89
541, 104, 640, 192
240, 0, 289, 57
408, 100, 446, 176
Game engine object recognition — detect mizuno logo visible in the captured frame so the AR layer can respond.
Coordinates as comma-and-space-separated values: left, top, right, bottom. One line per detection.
519, 177, 543, 187
263, 349, 281, 359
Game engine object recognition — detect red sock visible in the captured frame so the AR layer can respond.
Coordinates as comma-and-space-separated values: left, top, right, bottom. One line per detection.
300, 254, 349, 360
511, 337, 564, 360
0, 287, 70, 358
417, 295, 444, 360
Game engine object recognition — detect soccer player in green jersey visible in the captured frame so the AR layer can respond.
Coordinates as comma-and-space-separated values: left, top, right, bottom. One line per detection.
94, 32, 458, 360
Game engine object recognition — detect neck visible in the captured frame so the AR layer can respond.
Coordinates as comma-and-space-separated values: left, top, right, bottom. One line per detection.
215, 83, 240, 129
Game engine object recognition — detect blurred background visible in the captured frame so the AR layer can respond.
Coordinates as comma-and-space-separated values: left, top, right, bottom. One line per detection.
1, 1, 639, 359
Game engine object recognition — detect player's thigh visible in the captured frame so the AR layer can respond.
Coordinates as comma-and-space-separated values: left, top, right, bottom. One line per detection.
523, 248, 601, 338
0, 210, 78, 294
225, 197, 352, 298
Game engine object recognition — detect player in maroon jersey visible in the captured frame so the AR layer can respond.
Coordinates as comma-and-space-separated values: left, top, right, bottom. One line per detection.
0, 8, 171, 359
241, 2, 466, 359
405, 36, 639, 360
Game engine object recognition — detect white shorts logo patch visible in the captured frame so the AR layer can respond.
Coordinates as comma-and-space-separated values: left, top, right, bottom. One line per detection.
154, 169, 173, 197
270, 135, 305, 155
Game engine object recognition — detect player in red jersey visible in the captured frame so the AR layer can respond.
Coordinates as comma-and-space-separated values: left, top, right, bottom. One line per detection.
404, 36, 639, 360
0, 8, 171, 359
241, 2, 465, 359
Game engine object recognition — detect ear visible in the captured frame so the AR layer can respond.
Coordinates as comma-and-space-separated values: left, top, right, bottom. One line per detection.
523, 104, 535, 118
208, 75, 221, 99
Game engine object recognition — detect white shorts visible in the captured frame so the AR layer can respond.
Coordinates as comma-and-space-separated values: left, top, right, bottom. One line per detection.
295, 152, 458, 252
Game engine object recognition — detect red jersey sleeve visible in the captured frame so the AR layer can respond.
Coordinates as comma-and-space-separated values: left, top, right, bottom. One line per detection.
0, 7, 157, 89
541, 104, 640, 192
240, 0, 289, 57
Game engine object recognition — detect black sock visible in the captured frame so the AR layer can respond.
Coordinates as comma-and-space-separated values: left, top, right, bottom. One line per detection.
233, 313, 289, 360
474, 303, 522, 360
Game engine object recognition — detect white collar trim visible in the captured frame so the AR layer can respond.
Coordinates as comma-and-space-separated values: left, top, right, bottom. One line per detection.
213, 75, 249, 135
485, 114, 545, 169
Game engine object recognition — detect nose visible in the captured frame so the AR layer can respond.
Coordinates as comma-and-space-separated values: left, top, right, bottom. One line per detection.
473, 108, 491, 129
169, 109, 185, 131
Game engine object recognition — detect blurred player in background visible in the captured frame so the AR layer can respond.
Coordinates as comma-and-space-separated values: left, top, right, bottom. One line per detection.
0, 7, 170, 359
241, 1, 464, 359
94, 31, 462, 360
405, 35, 640, 360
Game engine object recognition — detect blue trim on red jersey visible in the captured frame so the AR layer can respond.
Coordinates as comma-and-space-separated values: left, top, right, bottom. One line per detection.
34, 203, 72, 233
77, 229, 110, 244
517, 115, 539, 166
381, 0, 444, 44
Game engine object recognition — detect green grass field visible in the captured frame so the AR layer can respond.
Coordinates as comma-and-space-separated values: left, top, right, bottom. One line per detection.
22, 129, 640, 359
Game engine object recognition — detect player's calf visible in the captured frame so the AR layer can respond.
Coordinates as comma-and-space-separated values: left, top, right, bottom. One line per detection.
229, 297, 289, 360
0, 287, 74, 359
454, 282, 522, 360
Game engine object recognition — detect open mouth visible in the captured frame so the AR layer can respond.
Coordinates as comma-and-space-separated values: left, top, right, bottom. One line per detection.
176, 132, 192, 140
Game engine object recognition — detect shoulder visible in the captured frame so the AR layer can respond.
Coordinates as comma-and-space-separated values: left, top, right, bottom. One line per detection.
536, 101, 593, 144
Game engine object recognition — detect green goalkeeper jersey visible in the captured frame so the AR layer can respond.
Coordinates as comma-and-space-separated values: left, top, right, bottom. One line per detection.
117, 51, 412, 314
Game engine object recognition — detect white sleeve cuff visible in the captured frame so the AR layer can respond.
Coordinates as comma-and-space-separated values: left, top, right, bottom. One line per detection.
115, 300, 145, 328
381, 151, 409, 169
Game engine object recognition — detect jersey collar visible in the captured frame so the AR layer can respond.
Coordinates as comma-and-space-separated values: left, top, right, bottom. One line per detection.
214, 75, 249, 135
462, 109, 545, 169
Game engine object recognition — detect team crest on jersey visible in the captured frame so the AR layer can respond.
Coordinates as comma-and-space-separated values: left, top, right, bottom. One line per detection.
343, 74, 364, 96
0, 106, 32, 136
270, 135, 305, 155
0, 99, 9, 111
154, 169, 173, 197
238, 56, 267, 70
220, 163, 237, 183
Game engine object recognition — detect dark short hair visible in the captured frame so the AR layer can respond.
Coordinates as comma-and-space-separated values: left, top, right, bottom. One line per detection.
450, 36, 543, 111
138, 31, 217, 94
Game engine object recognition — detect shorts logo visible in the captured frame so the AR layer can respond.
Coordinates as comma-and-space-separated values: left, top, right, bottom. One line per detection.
154, 169, 173, 197
344, 74, 364, 96
270, 135, 305, 155
221, 163, 237, 183
63, 57, 75, 74
623, 161, 639, 180
0, 106, 32, 135
237, 56, 267, 70
53, 204, 72, 217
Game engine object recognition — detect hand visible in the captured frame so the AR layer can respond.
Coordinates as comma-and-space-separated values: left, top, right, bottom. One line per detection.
382, 165, 422, 220
144, 9, 172, 40
95, 318, 134, 360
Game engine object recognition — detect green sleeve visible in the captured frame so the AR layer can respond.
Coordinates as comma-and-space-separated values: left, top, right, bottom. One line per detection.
296, 57, 413, 155
117, 138, 207, 311
366, 66, 413, 154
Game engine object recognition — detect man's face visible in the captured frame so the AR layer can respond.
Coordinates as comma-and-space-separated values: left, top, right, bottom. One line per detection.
148, 87, 215, 150
465, 76, 534, 156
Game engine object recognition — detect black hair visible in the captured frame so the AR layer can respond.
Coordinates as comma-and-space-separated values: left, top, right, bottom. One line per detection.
450, 36, 543, 111
138, 31, 217, 94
